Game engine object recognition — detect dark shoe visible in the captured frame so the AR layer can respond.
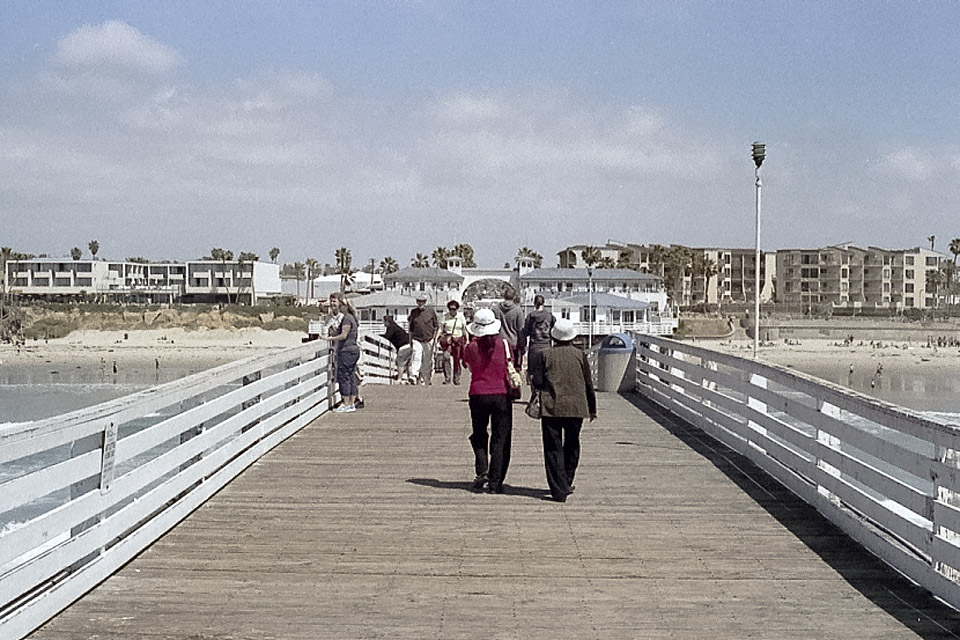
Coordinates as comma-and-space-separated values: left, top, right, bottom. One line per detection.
551, 494, 568, 503
470, 475, 488, 492
355, 398, 365, 409
485, 484, 504, 494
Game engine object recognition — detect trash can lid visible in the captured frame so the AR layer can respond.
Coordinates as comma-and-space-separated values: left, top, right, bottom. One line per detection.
599, 333, 633, 351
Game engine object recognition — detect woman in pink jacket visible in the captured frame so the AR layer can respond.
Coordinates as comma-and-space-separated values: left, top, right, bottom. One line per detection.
462, 308, 514, 494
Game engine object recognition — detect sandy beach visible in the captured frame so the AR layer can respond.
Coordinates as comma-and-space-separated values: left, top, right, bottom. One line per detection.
0, 327, 308, 370
697, 337, 960, 375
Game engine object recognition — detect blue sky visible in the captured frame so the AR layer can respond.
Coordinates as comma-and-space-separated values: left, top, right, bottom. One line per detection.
1, 1, 958, 268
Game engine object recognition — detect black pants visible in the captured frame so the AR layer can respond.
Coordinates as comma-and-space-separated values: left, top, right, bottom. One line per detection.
468, 394, 513, 489
541, 417, 582, 500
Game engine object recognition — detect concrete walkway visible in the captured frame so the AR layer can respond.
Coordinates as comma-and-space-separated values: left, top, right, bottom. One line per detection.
30, 383, 960, 639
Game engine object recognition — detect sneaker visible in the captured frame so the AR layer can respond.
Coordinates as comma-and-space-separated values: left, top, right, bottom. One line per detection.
470, 475, 488, 492
332, 405, 356, 413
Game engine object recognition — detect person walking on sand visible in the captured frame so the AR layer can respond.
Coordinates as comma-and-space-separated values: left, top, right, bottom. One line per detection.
439, 299, 468, 385
462, 308, 514, 494
530, 318, 597, 503
408, 294, 439, 385
327, 294, 360, 413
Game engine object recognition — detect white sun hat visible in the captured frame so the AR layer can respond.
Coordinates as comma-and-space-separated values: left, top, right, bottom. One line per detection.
550, 318, 577, 342
467, 308, 502, 337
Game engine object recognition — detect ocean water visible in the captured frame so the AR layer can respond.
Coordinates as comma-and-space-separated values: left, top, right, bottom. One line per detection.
0, 357, 236, 424
783, 360, 960, 417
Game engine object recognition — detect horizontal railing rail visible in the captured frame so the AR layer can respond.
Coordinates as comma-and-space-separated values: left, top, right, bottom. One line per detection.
630, 333, 960, 610
0, 329, 395, 640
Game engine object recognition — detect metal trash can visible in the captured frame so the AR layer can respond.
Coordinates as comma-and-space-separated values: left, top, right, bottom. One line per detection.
596, 333, 636, 393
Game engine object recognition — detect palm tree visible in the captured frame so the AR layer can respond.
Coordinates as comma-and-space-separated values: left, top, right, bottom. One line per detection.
580, 246, 602, 268
269, 247, 280, 263
411, 253, 430, 268
597, 256, 616, 269
432, 246, 451, 269
379, 256, 399, 275
647, 244, 667, 278
516, 246, 543, 268
235, 251, 258, 304
616, 250, 634, 270
70, 247, 82, 260
88, 240, 99, 260
0, 246, 11, 298
210, 248, 235, 303
452, 243, 477, 268
664, 246, 693, 307
304, 258, 319, 300
929, 235, 936, 251
926, 267, 947, 310
334, 247, 352, 292
292, 261, 305, 300
691, 253, 718, 308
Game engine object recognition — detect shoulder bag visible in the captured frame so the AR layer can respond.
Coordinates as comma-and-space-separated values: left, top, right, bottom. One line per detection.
502, 339, 523, 400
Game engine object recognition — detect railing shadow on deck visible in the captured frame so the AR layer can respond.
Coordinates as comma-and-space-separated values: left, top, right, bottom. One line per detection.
620, 389, 960, 639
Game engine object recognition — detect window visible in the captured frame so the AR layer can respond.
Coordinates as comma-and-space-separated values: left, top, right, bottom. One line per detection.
622, 310, 635, 323
926, 257, 938, 266
905, 283, 914, 293
560, 308, 570, 319
906, 297, 914, 306
841, 268, 848, 279
906, 269, 914, 279
905, 256, 914, 265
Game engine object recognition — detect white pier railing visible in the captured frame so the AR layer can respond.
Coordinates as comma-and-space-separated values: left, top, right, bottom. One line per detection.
0, 331, 395, 640
632, 333, 960, 610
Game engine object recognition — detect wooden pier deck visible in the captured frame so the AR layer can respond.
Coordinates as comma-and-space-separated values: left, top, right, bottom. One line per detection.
28, 383, 960, 639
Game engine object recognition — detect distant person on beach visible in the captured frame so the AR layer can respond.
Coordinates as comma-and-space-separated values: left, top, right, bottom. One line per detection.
327, 294, 360, 413
520, 294, 555, 396
438, 299, 468, 385
530, 318, 597, 503
408, 294, 439, 385
462, 308, 514, 494
493, 286, 524, 371
382, 315, 414, 384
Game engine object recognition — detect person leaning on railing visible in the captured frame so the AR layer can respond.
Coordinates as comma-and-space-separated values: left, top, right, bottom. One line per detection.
382, 314, 415, 384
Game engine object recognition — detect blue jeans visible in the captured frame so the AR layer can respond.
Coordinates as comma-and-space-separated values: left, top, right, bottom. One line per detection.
336, 347, 360, 396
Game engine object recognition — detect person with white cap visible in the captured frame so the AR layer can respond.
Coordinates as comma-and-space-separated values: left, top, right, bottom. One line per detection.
530, 318, 596, 502
462, 307, 514, 493
407, 293, 439, 385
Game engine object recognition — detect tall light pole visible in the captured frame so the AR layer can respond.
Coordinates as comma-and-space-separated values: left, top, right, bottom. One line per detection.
587, 267, 594, 350
752, 141, 765, 359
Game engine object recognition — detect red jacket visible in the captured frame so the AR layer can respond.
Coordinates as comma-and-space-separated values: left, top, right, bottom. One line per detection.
462, 337, 508, 396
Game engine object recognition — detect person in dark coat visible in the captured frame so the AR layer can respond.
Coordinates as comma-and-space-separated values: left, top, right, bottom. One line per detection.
492, 286, 524, 371
530, 318, 597, 502
521, 294, 555, 396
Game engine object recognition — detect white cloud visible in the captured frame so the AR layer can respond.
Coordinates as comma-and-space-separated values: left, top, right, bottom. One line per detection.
882, 147, 933, 181
55, 21, 183, 75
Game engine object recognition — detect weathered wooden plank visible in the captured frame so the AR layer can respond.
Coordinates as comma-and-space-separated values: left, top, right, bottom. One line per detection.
25, 384, 960, 640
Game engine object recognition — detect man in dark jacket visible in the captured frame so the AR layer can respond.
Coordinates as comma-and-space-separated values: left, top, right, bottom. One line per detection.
493, 286, 524, 370
530, 318, 597, 503
407, 294, 439, 385
382, 315, 414, 383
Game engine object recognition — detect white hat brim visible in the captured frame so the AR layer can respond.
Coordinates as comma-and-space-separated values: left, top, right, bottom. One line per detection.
468, 318, 502, 337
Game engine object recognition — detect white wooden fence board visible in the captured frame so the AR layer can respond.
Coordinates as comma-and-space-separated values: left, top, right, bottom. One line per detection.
0, 389, 327, 610
1, 395, 325, 640
0, 449, 101, 513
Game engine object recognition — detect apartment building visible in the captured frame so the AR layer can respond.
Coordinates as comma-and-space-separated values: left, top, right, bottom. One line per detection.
556, 242, 774, 307
776, 245, 948, 311
4, 258, 281, 304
